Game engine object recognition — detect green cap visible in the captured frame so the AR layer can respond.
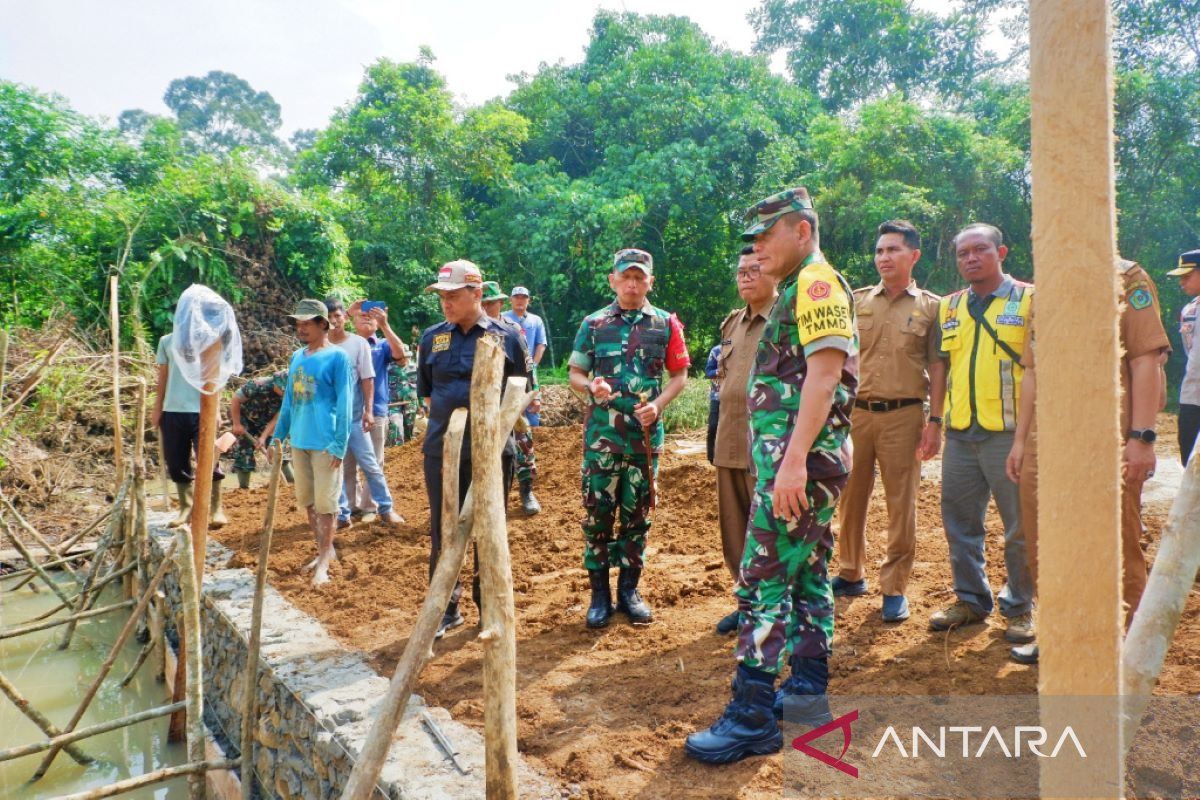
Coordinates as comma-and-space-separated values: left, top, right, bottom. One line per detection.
287, 298, 328, 322
614, 248, 653, 275
481, 281, 508, 302
740, 187, 814, 241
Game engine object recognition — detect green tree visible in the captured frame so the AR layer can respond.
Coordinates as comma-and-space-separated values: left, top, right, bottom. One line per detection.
163, 70, 283, 156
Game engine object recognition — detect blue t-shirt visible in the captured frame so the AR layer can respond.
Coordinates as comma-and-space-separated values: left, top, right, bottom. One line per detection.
502, 310, 548, 359
705, 344, 721, 401
366, 336, 396, 417
272, 345, 353, 458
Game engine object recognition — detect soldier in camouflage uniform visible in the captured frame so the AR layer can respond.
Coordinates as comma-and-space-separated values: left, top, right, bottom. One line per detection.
686, 188, 858, 764
229, 369, 294, 486
568, 248, 691, 628
386, 360, 419, 445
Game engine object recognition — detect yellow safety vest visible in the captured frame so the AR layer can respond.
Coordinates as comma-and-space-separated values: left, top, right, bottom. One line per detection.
937, 281, 1033, 432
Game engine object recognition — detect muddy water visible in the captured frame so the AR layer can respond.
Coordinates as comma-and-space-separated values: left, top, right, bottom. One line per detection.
0, 578, 187, 798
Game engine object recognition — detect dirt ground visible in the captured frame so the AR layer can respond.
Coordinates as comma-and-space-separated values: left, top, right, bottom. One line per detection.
212, 422, 1199, 799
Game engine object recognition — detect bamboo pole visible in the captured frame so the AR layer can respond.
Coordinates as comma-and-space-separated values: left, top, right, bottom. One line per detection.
0, 700, 185, 763
173, 521, 207, 800
0, 327, 8, 401
471, 339, 521, 800
110, 274, 124, 487
1029, 1, 1123, 796
0, 513, 79, 610
0, 671, 94, 766
55, 759, 237, 800
60, 480, 129, 649
341, 380, 532, 800
0, 599, 135, 640
31, 539, 178, 781
0, 495, 76, 575
189, 339, 222, 580
1120, 455, 1200, 751
239, 441, 283, 800
129, 377, 147, 600
340, 408, 470, 800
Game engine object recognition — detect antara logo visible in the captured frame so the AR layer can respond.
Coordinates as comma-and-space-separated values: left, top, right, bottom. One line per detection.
792, 710, 859, 778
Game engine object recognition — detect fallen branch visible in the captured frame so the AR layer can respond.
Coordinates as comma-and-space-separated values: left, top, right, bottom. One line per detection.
0, 671, 93, 766
0, 701, 185, 763
0, 512, 79, 611
0, 599, 135, 641
0, 334, 69, 424
55, 759, 238, 800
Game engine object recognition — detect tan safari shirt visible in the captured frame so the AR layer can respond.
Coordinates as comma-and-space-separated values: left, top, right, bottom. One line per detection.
853, 281, 941, 402
713, 302, 773, 470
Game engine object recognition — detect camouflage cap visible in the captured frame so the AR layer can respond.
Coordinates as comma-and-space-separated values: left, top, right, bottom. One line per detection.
426, 260, 484, 292
286, 298, 328, 322
271, 369, 288, 392
510, 285, 531, 297
613, 248, 653, 275
740, 187, 814, 241
481, 281, 508, 301
1166, 249, 1200, 276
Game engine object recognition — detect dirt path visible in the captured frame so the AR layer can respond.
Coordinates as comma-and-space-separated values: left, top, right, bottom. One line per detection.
213, 424, 1198, 799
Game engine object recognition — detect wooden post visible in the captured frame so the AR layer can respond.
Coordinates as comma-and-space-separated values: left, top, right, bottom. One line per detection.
0, 671, 94, 766
0, 701, 186, 763
189, 339, 222, 583
239, 442, 283, 800
130, 377, 148, 600
110, 274, 124, 487
1029, 1, 1123, 796
173, 523, 207, 800
471, 336, 519, 800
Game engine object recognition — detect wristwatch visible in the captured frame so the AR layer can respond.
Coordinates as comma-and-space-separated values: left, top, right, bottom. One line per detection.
1126, 428, 1157, 444
928, 416, 943, 426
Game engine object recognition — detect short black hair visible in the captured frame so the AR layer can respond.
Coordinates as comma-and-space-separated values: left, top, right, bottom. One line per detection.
878, 220, 921, 251
740, 244, 755, 256
953, 223, 1004, 250
323, 296, 345, 313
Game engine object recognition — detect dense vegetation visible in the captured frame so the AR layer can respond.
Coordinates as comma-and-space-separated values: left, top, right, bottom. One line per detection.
2, 1, 1198, 383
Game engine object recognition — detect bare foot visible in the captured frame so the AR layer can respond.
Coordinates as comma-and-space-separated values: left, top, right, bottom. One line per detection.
311, 566, 331, 586
302, 557, 318, 572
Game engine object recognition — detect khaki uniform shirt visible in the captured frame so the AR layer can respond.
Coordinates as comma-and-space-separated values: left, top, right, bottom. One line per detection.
853, 281, 941, 401
713, 302, 773, 469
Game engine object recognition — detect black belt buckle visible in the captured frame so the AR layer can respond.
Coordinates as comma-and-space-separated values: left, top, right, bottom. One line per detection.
868, 400, 890, 413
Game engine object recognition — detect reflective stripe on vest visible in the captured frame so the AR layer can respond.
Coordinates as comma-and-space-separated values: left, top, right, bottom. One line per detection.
937, 283, 1032, 432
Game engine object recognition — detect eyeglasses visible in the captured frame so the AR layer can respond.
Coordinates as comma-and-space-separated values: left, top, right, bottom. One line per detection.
736, 265, 763, 280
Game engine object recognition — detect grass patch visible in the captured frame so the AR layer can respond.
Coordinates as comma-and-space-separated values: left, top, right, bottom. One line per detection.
663, 378, 711, 433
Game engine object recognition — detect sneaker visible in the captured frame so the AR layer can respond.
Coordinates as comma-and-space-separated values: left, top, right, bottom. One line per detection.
831, 576, 868, 597
929, 600, 986, 631
380, 510, 405, 525
1010, 642, 1039, 664
881, 594, 910, 622
359, 511, 378, 524
435, 609, 464, 640
1004, 611, 1036, 644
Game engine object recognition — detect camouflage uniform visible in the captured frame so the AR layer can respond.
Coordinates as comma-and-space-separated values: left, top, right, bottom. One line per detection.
570, 302, 689, 570
229, 371, 291, 473
386, 361, 419, 445
513, 425, 537, 483
736, 251, 858, 675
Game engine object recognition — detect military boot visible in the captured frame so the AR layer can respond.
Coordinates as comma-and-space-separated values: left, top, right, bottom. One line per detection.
168, 483, 193, 529
236, 471, 252, 489
773, 654, 832, 726
616, 567, 653, 624
519, 480, 541, 516
209, 482, 229, 529
586, 569, 613, 629
685, 665, 783, 763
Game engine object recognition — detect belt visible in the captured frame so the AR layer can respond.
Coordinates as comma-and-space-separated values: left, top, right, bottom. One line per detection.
854, 398, 923, 413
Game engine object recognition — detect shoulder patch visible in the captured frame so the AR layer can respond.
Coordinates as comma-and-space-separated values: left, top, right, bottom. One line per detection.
795, 262, 852, 345
1128, 288, 1152, 310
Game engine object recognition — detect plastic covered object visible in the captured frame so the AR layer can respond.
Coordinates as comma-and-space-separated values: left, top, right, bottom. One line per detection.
170, 284, 243, 393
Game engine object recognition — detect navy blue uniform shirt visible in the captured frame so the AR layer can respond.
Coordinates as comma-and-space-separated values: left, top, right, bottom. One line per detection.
417, 314, 533, 458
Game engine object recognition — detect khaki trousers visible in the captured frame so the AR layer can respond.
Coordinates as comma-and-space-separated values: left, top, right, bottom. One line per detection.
835, 403, 924, 596
716, 466, 755, 580
1021, 433, 1148, 625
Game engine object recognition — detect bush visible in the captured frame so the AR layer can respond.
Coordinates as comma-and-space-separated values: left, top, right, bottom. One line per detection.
663, 377, 711, 433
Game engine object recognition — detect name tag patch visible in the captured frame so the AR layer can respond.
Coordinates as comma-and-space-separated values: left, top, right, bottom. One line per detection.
432, 333, 452, 352
996, 315, 1025, 326
941, 319, 960, 330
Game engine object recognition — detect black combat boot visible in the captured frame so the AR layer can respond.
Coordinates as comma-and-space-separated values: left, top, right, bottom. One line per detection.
519, 480, 541, 516
773, 653, 832, 726
586, 569, 613, 628
685, 665, 783, 763
616, 567, 653, 624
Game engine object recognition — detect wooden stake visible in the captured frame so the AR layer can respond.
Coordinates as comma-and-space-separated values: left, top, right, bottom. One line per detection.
471, 337, 520, 800
60, 479, 129, 649
54, 759, 237, 800
239, 441, 283, 800
1029, 1, 1123, 796
173, 522, 207, 800
0, 513, 78, 611
0, 599, 135, 641
0, 700, 185, 763
110, 274, 124, 486
31, 539, 178, 780
0, 671, 94, 766
189, 339, 222, 588
1120, 456, 1200, 751
130, 377, 148, 600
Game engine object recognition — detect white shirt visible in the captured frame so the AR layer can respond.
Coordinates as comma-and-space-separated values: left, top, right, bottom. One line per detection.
333, 333, 375, 412
1181, 298, 1200, 406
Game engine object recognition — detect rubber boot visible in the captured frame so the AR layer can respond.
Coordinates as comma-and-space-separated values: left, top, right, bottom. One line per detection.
519, 480, 541, 516
281, 460, 295, 484
684, 665, 783, 763
236, 471, 252, 489
209, 482, 229, 529
168, 483, 193, 529
616, 567, 653, 624
773, 654, 832, 726
586, 569, 613, 629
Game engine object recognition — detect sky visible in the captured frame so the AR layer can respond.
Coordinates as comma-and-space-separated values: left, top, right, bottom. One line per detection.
0, 0, 769, 136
